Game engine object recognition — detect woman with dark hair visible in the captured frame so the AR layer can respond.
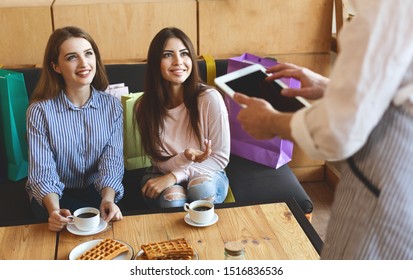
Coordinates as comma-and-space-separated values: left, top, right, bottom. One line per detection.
135, 27, 230, 209
26, 26, 124, 231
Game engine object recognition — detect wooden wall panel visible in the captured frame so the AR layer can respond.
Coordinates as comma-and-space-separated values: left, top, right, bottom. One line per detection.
0, 0, 54, 67
1, 0, 334, 65
52, 0, 197, 63
198, 0, 333, 58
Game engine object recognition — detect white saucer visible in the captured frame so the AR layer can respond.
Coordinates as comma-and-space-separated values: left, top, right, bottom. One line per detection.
69, 239, 134, 260
184, 213, 218, 227
67, 218, 108, 236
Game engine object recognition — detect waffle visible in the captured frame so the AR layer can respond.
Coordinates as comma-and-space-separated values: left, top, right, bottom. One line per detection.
140, 238, 194, 260
77, 238, 129, 260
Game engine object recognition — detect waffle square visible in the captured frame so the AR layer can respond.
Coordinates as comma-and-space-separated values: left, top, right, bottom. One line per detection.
140, 238, 194, 260
77, 238, 129, 260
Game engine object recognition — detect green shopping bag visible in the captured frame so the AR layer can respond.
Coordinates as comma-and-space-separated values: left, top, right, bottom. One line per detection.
121, 92, 151, 170
0, 69, 29, 181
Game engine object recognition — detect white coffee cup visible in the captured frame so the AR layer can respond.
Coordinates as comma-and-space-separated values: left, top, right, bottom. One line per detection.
184, 200, 214, 224
68, 207, 100, 231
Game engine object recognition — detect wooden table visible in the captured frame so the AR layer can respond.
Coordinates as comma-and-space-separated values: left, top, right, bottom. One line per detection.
0, 223, 56, 259
0, 200, 321, 260
56, 200, 322, 260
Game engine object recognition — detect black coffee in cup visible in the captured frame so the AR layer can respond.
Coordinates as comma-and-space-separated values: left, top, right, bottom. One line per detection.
193, 206, 211, 211
77, 212, 97, 218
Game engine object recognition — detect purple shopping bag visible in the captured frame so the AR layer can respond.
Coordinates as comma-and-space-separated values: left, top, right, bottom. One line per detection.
227, 98, 294, 169
227, 53, 301, 88
226, 53, 300, 168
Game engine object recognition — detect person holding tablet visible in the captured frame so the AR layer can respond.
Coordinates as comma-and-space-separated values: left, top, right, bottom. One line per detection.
134, 27, 230, 209
214, 63, 311, 112
26, 26, 124, 231
234, 0, 413, 259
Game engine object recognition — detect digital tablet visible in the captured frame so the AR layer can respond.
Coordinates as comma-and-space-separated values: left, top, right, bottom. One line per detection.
214, 64, 310, 112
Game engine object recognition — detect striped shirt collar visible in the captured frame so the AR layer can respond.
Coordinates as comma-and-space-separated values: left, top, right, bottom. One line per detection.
56, 86, 100, 112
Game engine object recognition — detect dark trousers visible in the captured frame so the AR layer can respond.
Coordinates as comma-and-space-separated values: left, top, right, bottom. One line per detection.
30, 184, 101, 219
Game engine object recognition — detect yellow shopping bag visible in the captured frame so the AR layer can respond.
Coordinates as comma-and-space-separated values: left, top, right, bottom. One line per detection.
121, 92, 151, 170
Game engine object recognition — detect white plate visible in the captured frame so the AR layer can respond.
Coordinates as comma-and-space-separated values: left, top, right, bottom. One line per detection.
67, 218, 108, 236
69, 239, 134, 260
184, 213, 218, 227
135, 249, 199, 260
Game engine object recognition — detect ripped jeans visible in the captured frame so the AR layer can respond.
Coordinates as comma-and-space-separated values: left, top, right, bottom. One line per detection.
140, 167, 229, 209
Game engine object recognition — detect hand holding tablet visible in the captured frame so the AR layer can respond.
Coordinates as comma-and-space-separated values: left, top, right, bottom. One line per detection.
214, 64, 310, 112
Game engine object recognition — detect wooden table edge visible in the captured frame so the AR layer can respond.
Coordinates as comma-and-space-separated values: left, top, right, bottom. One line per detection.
285, 197, 324, 255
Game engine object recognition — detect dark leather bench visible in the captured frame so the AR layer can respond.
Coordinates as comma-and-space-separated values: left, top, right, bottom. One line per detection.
0, 59, 313, 223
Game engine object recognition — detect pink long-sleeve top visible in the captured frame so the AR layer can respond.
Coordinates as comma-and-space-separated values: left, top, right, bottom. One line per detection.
153, 88, 231, 183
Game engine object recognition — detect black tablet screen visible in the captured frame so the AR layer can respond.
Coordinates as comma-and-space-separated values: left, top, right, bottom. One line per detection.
225, 70, 305, 112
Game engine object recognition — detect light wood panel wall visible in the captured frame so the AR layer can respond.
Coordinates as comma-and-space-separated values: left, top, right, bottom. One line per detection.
0, 0, 53, 66
1, 0, 334, 66
198, 0, 333, 57
52, 0, 197, 64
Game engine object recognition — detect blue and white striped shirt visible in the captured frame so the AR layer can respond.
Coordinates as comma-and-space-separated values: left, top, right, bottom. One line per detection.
25, 88, 124, 205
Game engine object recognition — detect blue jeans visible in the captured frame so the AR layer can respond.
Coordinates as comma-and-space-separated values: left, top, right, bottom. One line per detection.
140, 167, 229, 209
30, 184, 101, 219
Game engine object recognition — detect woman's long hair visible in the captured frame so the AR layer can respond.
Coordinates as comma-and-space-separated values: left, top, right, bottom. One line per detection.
135, 27, 220, 162
30, 26, 108, 104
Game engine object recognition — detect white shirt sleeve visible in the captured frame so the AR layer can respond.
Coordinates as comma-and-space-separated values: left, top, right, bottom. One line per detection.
291, 0, 413, 161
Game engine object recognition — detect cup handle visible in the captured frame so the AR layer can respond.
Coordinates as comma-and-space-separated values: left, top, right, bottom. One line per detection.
183, 203, 190, 212
66, 215, 75, 224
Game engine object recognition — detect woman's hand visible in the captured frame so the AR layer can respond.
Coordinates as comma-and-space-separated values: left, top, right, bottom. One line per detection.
43, 193, 72, 232
184, 139, 212, 162
141, 173, 177, 199
100, 200, 123, 223
48, 208, 73, 232
100, 187, 123, 223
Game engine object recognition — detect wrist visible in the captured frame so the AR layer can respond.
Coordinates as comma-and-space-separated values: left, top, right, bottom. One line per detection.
101, 187, 115, 203
48, 208, 60, 216
42, 193, 60, 215
169, 172, 179, 184
269, 112, 293, 140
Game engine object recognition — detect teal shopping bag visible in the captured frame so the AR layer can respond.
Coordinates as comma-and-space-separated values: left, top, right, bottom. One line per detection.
0, 69, 29, 181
